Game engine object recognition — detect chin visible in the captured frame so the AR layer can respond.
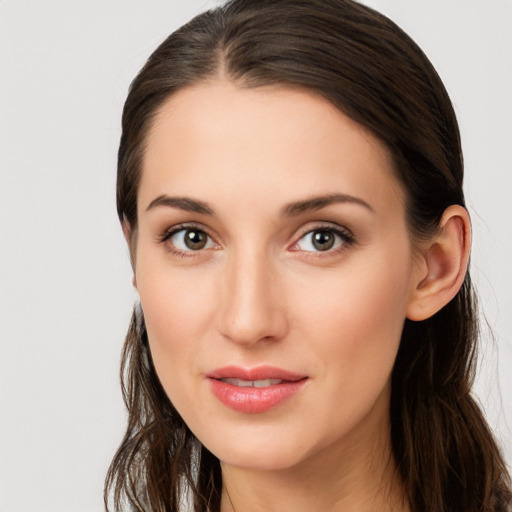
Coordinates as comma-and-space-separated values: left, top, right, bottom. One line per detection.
196, 423, 325, 472
218, 445, 308, 471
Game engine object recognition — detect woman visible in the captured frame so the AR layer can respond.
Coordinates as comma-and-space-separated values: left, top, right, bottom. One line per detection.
105, 0, 512, 511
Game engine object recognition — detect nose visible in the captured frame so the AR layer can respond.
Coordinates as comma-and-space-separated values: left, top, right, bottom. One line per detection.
217, 248, 289, 346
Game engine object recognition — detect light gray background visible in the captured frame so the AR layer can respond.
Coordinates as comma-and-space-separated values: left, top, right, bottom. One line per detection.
1, 1, 511, 511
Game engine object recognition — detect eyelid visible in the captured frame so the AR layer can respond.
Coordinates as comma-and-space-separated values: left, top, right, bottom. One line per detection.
157, 222, 220, 255
157, 221, 355, 257
288, 222, 356, 254
158, 222, 213, 241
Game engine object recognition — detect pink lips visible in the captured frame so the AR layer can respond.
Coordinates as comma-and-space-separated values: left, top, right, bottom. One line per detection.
206, 366, 308, 414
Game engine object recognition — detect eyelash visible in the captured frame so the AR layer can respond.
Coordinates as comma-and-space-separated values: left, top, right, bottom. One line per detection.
158, 222, 217, 258
291, 224, 356, 258
157, 222, 356, 258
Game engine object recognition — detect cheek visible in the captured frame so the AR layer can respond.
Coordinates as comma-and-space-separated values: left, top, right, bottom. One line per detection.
293, 249, 413, 390
140, 273, 213, 336
135, 261, 218, 392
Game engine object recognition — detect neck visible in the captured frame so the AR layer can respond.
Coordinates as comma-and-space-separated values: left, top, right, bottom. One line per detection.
219, 391, 409, 512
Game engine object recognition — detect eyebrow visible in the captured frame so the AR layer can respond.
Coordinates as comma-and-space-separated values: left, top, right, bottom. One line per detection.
146, 195, 214, 215
281, 193, 374, 216
145, 192, 373, 216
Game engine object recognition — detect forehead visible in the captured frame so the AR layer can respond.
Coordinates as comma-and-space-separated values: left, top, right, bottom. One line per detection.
139, 80, 404, 217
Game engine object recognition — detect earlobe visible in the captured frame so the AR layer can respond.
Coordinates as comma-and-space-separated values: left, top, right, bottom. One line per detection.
406, 205, 471, 321
122, 217, 131, 245
122, 218, 138, 289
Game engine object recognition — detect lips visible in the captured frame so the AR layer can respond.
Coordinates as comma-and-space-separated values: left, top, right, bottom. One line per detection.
220, 377, 283, 388
206, 366, 308, 414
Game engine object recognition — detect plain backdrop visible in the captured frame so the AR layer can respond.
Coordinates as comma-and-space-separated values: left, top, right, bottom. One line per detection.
1, 1, 511, 511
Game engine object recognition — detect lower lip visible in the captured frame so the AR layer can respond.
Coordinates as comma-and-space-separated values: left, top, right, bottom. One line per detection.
208, 378, 307, 414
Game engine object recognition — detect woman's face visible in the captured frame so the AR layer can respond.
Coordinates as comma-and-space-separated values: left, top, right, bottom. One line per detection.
134, 81, 423, 471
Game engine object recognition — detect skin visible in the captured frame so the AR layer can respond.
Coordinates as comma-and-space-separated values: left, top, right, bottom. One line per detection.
130, 80, 470, 512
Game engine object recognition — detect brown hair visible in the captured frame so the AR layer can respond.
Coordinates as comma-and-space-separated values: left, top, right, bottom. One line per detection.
106, 1, 512, 511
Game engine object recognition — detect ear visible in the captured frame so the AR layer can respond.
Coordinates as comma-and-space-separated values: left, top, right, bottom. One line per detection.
122, 218, 138, 289
406, 205, 471, 321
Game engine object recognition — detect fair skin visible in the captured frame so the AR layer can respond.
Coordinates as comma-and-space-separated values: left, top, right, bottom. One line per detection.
128, 80, 470, 512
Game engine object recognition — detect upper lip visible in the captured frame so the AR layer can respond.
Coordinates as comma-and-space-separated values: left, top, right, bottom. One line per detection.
206, 365, 307, 382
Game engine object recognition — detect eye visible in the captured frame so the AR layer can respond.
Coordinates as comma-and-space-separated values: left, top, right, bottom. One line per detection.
294, 228, 351, 253
164, 228, 216, 252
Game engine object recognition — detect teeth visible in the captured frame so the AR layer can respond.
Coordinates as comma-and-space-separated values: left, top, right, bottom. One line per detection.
253, 379, 282, 388
221, 378, 283, 388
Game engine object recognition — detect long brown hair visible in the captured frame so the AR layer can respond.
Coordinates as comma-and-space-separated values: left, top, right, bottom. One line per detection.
105, 1, 512, 510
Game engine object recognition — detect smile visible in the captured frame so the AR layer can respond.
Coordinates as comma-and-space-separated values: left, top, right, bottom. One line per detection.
219, 378, 283, 388
207, 366, 308, 414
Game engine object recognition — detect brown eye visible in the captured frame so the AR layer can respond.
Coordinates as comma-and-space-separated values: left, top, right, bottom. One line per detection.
295, 227, 353, 253
184, 229, 208, 250
165, 228, 215, 252
312, 230, 335, 251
